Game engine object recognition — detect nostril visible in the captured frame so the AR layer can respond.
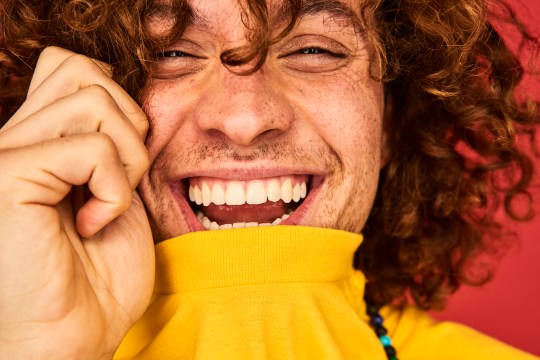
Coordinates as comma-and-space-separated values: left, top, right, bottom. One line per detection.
261, 129, 274, 137
257, 128, 279, 140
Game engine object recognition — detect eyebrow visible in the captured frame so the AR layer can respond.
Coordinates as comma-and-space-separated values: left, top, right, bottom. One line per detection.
147, 0, 361, 31
146, 2, 204, 29
288, 0, 361, 27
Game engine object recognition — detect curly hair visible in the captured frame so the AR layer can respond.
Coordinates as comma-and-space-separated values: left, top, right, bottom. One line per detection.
1, 0, 539, 310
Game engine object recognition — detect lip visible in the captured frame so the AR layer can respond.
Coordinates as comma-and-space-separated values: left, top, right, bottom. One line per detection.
165, 166, 326, 183
168, 167, 327, 232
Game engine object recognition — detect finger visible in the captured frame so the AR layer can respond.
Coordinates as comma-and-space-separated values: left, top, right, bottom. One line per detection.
0, 84, 149, 189
28, 46, 113, 95
0, 132, 133, 238
3, 47, 148, 140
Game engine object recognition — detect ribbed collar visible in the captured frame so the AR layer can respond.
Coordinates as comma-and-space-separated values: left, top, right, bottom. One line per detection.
154, 226, 363, 293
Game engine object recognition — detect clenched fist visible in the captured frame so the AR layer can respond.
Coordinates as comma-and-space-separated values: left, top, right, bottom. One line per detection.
0, 47, 155, 360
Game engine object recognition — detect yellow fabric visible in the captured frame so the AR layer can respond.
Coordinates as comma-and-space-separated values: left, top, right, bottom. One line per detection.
114, 226, 538, 359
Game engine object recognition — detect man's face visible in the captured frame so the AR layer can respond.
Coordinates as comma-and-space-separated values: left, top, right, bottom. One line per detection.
139, 0, 387, 240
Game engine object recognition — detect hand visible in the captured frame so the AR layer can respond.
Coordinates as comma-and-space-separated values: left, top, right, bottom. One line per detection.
0, 47, 155, 360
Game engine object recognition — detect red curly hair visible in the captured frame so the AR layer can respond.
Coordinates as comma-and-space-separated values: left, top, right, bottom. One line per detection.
1, 0, 539, 309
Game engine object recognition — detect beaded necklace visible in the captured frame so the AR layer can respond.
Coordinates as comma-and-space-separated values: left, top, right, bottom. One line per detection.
366, 303, 399, 360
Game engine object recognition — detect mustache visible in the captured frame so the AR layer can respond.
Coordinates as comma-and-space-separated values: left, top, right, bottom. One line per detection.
149, 139, 343, 174
187, 141, 303, 162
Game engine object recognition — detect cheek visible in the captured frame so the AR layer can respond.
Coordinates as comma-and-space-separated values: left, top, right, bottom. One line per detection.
310, 77, 385, 171
294, 75, 384, 231
142, 83, 194, 161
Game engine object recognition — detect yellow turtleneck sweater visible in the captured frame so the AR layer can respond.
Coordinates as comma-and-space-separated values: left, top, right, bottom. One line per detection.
114, 226, 538, 359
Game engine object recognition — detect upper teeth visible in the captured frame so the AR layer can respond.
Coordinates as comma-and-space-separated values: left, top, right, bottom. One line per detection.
188, 176, 308, 206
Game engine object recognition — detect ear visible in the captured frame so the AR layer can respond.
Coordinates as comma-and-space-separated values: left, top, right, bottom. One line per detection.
380, 91, 393, 168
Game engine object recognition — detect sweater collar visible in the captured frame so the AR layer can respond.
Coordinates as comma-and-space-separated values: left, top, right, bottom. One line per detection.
154, 226, 363, 293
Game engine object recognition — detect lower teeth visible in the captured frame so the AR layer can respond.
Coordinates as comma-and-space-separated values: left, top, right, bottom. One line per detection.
196, 211, 291, 230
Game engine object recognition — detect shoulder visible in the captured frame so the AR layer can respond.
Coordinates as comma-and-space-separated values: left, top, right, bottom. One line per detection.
380, 305, 539, 360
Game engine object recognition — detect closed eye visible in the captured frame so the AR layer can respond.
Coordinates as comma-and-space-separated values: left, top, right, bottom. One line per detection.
154, 49, 206, 79
293, 47, 346, 58
161, 50, 190, 58
278, 44, 349, 73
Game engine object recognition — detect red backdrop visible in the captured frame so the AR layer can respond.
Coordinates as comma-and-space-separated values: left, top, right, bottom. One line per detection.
434, 0, 540, 355
0, 0, 537, 355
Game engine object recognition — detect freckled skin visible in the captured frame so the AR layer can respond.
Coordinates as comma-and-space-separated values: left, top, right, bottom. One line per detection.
138, 0, 387, 241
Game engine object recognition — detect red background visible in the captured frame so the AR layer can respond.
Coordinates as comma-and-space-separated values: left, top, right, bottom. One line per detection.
434, 1, 540, 355
0, 0, 538, 355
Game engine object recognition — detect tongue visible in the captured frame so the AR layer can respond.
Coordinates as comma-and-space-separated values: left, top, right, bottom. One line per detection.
202, 200, 292, 224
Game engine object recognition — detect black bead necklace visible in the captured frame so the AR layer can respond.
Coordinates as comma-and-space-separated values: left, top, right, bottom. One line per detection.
366, 303, 399, 360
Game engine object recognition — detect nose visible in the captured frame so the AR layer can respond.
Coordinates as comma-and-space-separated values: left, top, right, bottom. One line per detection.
194, 65, 293, 146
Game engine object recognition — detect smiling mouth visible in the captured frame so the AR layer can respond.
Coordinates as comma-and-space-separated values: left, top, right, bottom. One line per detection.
186, 175, 311, 230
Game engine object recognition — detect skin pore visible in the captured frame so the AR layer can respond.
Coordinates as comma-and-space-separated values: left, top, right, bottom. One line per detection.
139, 0, 388, 241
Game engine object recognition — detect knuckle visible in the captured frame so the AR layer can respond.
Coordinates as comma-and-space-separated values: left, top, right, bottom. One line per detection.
135, 145, 150, 173
64, 53, 96, 70
87, 132, 116, 157
141, 147, 150, 170
61, 54, 105, 81
106, 186, 133, 215
37, 46, 69, 64
62, 54, 112, 78
138, 116, 150, 137
117, 190, 133, 212
83, 83, 110, 98
80, 84, 116, 109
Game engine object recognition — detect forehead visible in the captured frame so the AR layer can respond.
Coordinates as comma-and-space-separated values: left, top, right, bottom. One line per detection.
147, 0, 362, 31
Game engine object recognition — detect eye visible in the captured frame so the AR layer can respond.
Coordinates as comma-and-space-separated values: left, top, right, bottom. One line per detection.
294, 47, 345, 58
279, 44, 349, 73
299, 47, 323, 55
161, 50, 190, 58
154, 49, 206, 79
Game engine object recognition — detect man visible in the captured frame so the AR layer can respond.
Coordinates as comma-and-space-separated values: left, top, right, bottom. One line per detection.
0, 0, 538, 359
